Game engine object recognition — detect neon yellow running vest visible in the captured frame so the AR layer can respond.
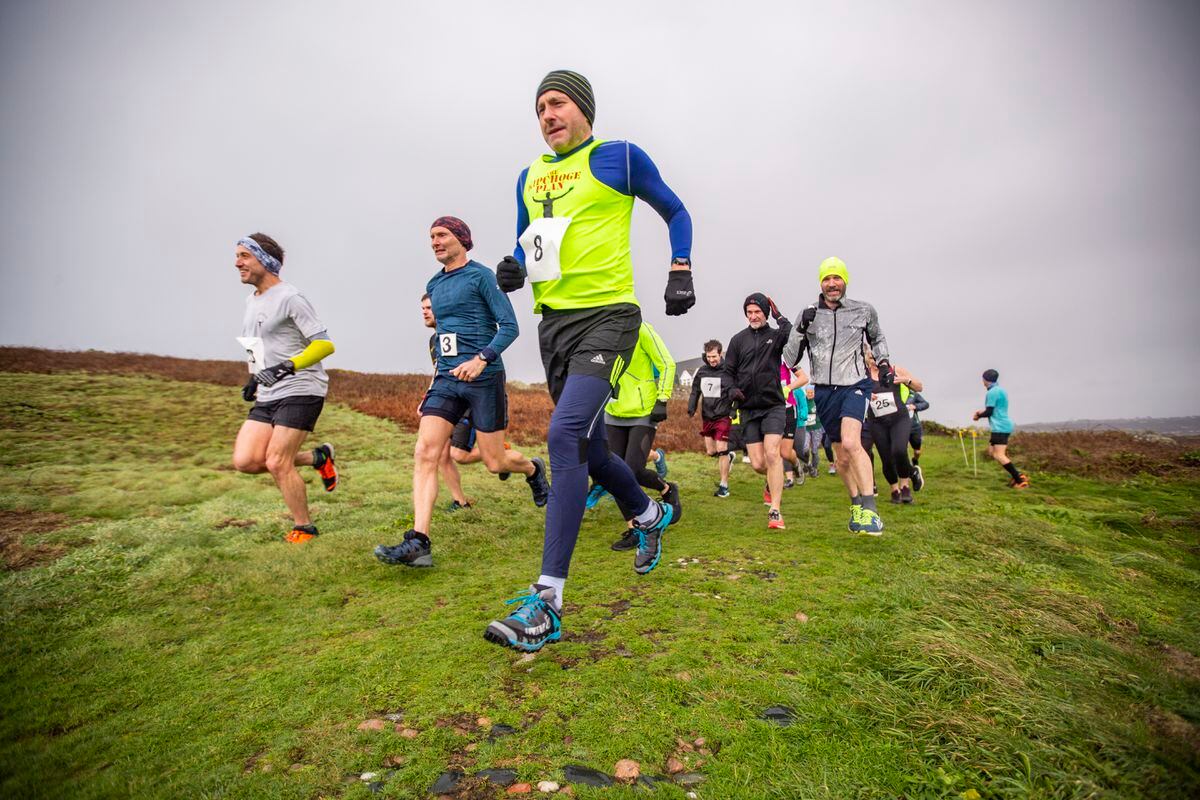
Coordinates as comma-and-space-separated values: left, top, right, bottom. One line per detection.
522, 139, 637, 313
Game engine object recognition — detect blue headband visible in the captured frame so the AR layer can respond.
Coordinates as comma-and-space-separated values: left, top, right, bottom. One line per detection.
238, 237, 282, 275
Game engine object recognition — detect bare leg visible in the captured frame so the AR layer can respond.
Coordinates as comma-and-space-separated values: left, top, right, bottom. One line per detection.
413, 415, 455, 535
264, 426, 313, 525
439, 440, 468, 505
763, 433, 784, 512
475, 430, 535, 477
837, 417, 874, 499
232, 420, 273, 474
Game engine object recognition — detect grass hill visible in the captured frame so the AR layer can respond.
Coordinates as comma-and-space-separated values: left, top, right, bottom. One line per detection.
1, 361, 1198, 798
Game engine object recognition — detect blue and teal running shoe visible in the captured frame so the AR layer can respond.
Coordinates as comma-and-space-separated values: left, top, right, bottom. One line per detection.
584, 484, 609, 510
654, 448, 669, 479
633, 500, 675, 575
483, 586, 562, 651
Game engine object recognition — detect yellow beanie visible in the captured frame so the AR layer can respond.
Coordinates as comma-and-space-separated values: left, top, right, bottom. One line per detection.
818, 256, 849, 287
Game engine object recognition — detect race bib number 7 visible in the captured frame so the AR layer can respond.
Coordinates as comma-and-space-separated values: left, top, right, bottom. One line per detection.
236, 336, 264, 374
518, 216, 572, 283
871, 393, 898, 417
438, 333, 458, 357
700, 377, 722, 399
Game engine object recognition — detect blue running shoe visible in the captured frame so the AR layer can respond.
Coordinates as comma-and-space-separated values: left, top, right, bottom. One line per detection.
374, 530, 433, 567
852, 506, 884, 536
585, 484, 609, 510
483, 585, 562, 651
633, 500, 674, 575
654, 448, 669, 479
526, 457, 550, 508
848, 504, 864, 533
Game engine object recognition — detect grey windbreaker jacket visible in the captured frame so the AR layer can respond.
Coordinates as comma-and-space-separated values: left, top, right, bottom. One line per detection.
782, 295, 889, 387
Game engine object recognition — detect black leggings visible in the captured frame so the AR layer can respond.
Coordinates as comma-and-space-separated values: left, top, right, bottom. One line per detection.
605, 423, 666, 518
871, 414, 913, 486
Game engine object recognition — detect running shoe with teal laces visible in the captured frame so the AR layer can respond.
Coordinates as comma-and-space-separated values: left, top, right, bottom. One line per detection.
654, 448, 669, 479
373, 530, 433, 567
483, 585, 562, 651
526, 457, 550, 508
633, 500, 675, 575
585, 484, 609, 510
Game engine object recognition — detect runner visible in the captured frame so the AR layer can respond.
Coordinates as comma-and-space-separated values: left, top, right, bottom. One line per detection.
973, 369, 1029, 488
419, 292, 473, 511
374, 217, 550, 568
864, 349, 923, 504
484, 70, 694, 651
801, 384, 824, 478
231, 233, 338, 544
780, 362, 807, 489
903, 384, 929, 490
687, 339, 735, 497
782, 257, 890, 535
724, 292, 793, 529
599, 322, 681, 552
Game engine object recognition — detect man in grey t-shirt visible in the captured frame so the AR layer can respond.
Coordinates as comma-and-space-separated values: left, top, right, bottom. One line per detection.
230, 233, 339, 544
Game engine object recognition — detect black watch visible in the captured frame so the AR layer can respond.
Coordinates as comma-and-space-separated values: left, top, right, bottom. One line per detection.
671, 257, 691, 267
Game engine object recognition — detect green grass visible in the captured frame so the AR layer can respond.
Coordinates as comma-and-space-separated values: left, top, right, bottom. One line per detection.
1, 372, 1198, 799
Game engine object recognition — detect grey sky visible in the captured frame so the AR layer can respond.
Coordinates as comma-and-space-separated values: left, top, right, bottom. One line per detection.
2, 0, 1198, 425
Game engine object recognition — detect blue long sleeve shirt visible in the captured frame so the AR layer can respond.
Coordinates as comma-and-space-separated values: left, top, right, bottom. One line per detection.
425, 260, 518, 378
513, 138, 692, 263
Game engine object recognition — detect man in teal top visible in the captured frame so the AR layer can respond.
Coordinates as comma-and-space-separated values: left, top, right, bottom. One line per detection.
485, 70, 694, 653
972, 368, 1029, 489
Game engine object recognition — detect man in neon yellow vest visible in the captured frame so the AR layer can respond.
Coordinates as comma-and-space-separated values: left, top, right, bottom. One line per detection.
485, 70, 694, 652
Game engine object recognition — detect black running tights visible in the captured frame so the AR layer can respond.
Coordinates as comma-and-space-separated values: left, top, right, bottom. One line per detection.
871, 414, 914, 486
605, 423, 666, 519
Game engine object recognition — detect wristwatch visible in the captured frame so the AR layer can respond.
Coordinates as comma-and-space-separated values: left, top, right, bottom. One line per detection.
671, 257, 691, 267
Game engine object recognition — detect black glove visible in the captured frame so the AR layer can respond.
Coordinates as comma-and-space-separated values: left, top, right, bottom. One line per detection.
876, 358, 895, 387
650, 400, 668, 423
799, 305, 817, 332
731, 388, 746, 407
254, 361, 295, 388
241, 376, 259, 402
496, 255, 526, 293
664, 269, 695, 316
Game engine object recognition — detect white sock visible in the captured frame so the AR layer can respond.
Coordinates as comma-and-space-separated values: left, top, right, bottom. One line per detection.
535, 575, 565, 610
633, 499, 661, 527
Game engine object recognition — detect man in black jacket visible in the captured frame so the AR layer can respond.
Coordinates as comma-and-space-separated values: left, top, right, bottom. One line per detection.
723, 293, 793, 529
688, 339, 735, 497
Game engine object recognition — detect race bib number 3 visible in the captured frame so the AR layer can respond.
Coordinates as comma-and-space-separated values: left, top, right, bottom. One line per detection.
700, 377, 722, 399
518, 216, 572, 283
236, 336, 264, 374
438, 333, 458, 357
871, 393, 898, 417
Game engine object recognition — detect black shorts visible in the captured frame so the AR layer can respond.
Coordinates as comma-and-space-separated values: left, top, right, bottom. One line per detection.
420, 372, 508, 433
909, 423, 923, 451
450, 418, 476, 451
783, 406, 797, 440
247, 395, 325, 432
740, 406, 787, 445
990, 432, 1011, 446
538, 303, 641, 403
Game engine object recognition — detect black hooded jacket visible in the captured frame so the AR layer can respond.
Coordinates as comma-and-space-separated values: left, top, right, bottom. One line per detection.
723, 316, 794, 411
687, 360, 734, 421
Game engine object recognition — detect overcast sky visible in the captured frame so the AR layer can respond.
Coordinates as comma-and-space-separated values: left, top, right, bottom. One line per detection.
2, 0, 1198, 425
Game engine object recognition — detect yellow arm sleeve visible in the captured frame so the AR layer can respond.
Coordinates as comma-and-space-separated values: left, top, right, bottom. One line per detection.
291, 339, 335, 370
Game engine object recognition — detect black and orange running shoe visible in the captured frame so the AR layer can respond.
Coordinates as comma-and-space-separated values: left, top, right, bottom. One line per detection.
314, 443, 338, 492
285, 524, 319, 543
1011, 474, 1031, 490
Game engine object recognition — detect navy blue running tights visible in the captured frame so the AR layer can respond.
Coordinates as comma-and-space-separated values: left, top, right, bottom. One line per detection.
541, 374, 651, 578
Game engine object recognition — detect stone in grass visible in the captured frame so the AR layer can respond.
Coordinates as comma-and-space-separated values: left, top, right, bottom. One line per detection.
563, 764, 614, 787
489, 723, 519, 740
675, 773, 707, 787
357, 718, 387, 731
507, 784, 532, 795
537, 780, 560, 792
795, 612, 809, 623
476, 768, 518, 787
430, 770, 463, 794
760, 706, 797, 726
666, 757, 686, 775
614, 759, 640, 781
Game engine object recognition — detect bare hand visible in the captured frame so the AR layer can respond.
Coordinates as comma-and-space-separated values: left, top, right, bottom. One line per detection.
451, 356, 487, 382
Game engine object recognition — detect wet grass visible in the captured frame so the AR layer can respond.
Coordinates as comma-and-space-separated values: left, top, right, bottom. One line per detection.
1, 372, 1198, 799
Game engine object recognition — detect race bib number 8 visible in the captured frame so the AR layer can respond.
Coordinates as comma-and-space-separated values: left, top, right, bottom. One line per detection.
236, 336, 265, 374
700, 377, 722, 399
438, 333, 458, 357
871, 393, 898, 417
518, 216, 572, 283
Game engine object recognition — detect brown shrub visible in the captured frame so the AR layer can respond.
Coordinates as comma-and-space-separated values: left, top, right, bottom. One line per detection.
1010, 430, 1200, 480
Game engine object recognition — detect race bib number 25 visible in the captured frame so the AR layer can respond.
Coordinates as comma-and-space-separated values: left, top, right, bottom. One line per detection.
871, 393, 898, 417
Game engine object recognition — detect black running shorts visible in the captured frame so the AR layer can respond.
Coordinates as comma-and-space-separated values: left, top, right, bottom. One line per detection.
783, 406, 797, 440
740, 406, 787, 444
990, 432, 1011, 446
247, 395, 325, 432
537, 303, 641, 403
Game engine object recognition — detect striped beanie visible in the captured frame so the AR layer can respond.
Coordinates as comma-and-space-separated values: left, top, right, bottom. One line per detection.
535, 70, 595, 125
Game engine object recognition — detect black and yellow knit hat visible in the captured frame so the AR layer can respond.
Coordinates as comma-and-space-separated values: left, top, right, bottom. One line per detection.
535, 70, 595, 125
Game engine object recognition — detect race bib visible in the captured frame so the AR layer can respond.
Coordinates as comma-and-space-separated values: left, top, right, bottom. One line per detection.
806, 410, 817, 426
236, 336, 265, 374
871, 393, 898, 417
518, 216, 572, 283
438, 333, 458, 357
700, 377, 722, 399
